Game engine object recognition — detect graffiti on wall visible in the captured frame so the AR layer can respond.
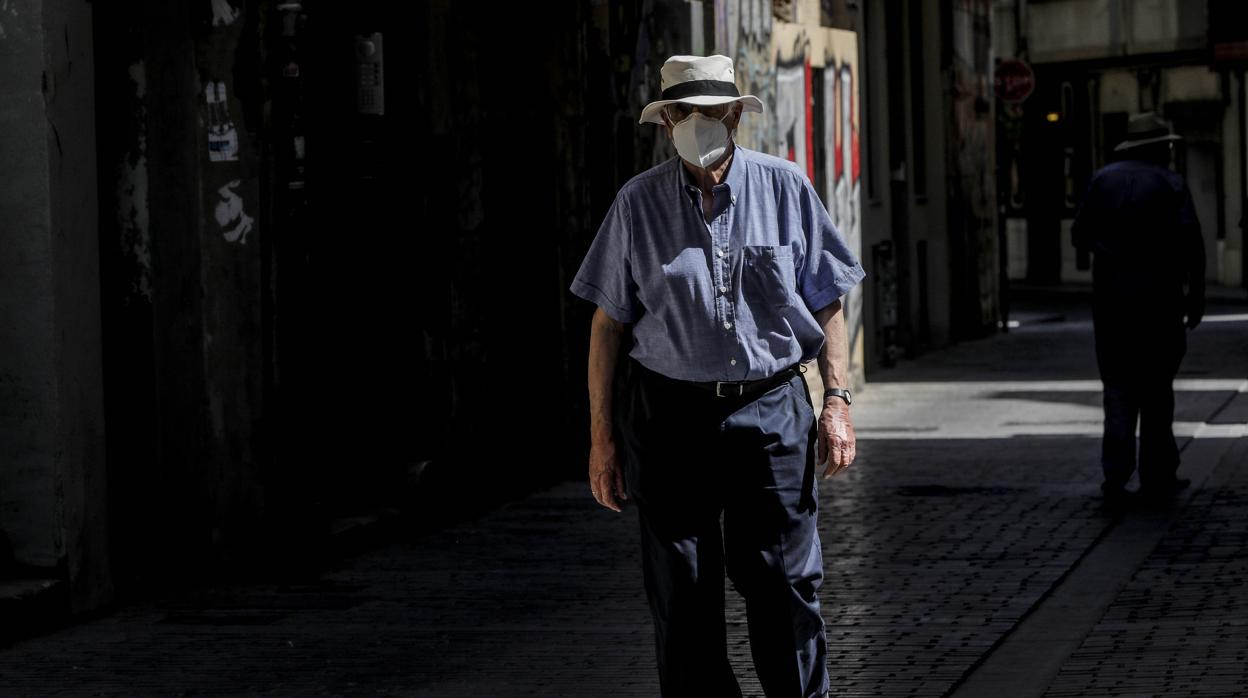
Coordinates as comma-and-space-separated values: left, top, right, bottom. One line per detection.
206, 82, 239, 162
716, 0, 775, 152
770, 22, 864, 377
199, 0, 255, 245
774, 43, 811, 179
825, 52, 861, 371
118, 60, 154, 300
210, 0, 240, 27
214, 180, 254, 244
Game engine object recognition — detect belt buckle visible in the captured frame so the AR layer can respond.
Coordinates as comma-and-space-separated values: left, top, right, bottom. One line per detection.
715, 381, 744, 398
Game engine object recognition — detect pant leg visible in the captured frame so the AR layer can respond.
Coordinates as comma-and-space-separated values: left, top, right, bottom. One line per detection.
1094, 311, 1140, 488
1137, 378, 1179, 486
1139, 322, 1186, 487
636, 506, 741, 697
1100, 383, 1139, 489
722, 374, 828, 698
617, 362, 742, 697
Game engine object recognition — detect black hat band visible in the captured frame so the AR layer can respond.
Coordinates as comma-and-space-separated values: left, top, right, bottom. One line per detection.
1127, 127, 1171, 140
661, 79, 740, 101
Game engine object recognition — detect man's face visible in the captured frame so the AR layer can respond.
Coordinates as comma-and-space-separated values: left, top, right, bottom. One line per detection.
661, 102, 744, 141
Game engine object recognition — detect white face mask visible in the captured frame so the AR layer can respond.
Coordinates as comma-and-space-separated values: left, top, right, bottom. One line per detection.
671, 111, 732, 169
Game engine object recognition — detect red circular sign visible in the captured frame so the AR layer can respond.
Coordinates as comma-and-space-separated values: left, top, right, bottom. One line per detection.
995, 59, 1035, 103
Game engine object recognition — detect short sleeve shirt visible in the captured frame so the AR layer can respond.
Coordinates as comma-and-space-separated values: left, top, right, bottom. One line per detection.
570, 145, 865, 382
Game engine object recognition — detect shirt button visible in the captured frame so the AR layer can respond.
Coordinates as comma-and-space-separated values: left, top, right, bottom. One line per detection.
731, 195, 737, 204
716, 249, 725, 258
719, 285, 728, 294
724, 322, 733, 330
730, 358, 737, 366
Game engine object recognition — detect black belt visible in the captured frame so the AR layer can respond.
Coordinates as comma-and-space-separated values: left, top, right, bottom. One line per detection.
681, 364, 804, 399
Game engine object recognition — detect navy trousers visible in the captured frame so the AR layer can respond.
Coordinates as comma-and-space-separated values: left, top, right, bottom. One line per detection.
616, 359, 828, 698
1094, 310, 1186, 489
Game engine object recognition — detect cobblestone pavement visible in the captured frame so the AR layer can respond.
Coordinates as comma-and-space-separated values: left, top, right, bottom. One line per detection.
812, 437, 1111, 697
1044, 436, 1248, 698
1, 295, 1245, 697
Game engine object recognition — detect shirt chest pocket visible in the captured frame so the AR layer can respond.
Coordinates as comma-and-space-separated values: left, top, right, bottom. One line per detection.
742, 245, 796, 309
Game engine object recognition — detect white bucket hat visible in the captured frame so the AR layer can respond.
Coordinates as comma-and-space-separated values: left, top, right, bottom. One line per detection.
638, 54, 765, 125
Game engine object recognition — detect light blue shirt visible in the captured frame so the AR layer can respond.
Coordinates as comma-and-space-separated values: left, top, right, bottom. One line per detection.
571, 144, 865, 382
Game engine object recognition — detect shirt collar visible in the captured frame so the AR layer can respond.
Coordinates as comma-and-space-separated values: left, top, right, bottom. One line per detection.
676, 142, 749, 199
723, 143, 748, 193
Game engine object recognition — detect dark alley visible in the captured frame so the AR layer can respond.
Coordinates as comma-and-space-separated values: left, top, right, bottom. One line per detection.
4, 0, 1248, 695
2, 292, 1246, 696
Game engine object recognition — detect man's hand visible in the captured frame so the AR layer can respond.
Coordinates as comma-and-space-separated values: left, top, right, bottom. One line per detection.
587, 307, 629, 512
812, 298, 855, 478
589, 441, 627, 512
1186, 295, 1205, 329
817, 399, 856, 478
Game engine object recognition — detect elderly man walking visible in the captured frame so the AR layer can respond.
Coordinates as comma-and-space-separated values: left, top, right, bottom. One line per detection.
571, 55, 865, 697
1073, 112, 1205, 506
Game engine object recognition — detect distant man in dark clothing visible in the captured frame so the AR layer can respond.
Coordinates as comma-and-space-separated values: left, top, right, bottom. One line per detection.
1072, 112, 1205, 503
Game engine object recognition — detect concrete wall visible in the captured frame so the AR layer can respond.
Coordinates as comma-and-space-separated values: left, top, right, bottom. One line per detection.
857, 0, 999, 360
87, 0, 267, 585
46, 0, 110, 615
857, 0, 891, 364
191, 0, 265, 565
914, 0, 952, 344
1, 0, 60, 574
1222, 73, 1245, 287
0, 0, 110, 611
1099, 70, 1139, 113
1029, 0, 1206, 64
887, 0, 958, 348
946, 0, 998, 336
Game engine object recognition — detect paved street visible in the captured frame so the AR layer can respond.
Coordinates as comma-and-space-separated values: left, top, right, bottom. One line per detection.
2, 291, 1246, 697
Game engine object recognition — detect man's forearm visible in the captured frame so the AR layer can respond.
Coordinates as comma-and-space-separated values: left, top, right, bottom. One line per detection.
588, 308, 628, 445
814, 299, 849, 394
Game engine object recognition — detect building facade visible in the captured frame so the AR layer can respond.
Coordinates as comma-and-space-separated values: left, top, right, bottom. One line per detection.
998, 0, 1247, 291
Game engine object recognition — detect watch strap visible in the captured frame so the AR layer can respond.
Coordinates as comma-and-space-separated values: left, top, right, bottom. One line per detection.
823, 387, 852, 406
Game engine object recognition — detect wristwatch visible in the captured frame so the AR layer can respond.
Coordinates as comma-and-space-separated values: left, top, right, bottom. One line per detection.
823, 388, 853, 406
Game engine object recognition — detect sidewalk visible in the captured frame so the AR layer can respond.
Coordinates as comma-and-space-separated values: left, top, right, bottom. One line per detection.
1, 294, 1245, 697
1044, 434, 1248, 698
